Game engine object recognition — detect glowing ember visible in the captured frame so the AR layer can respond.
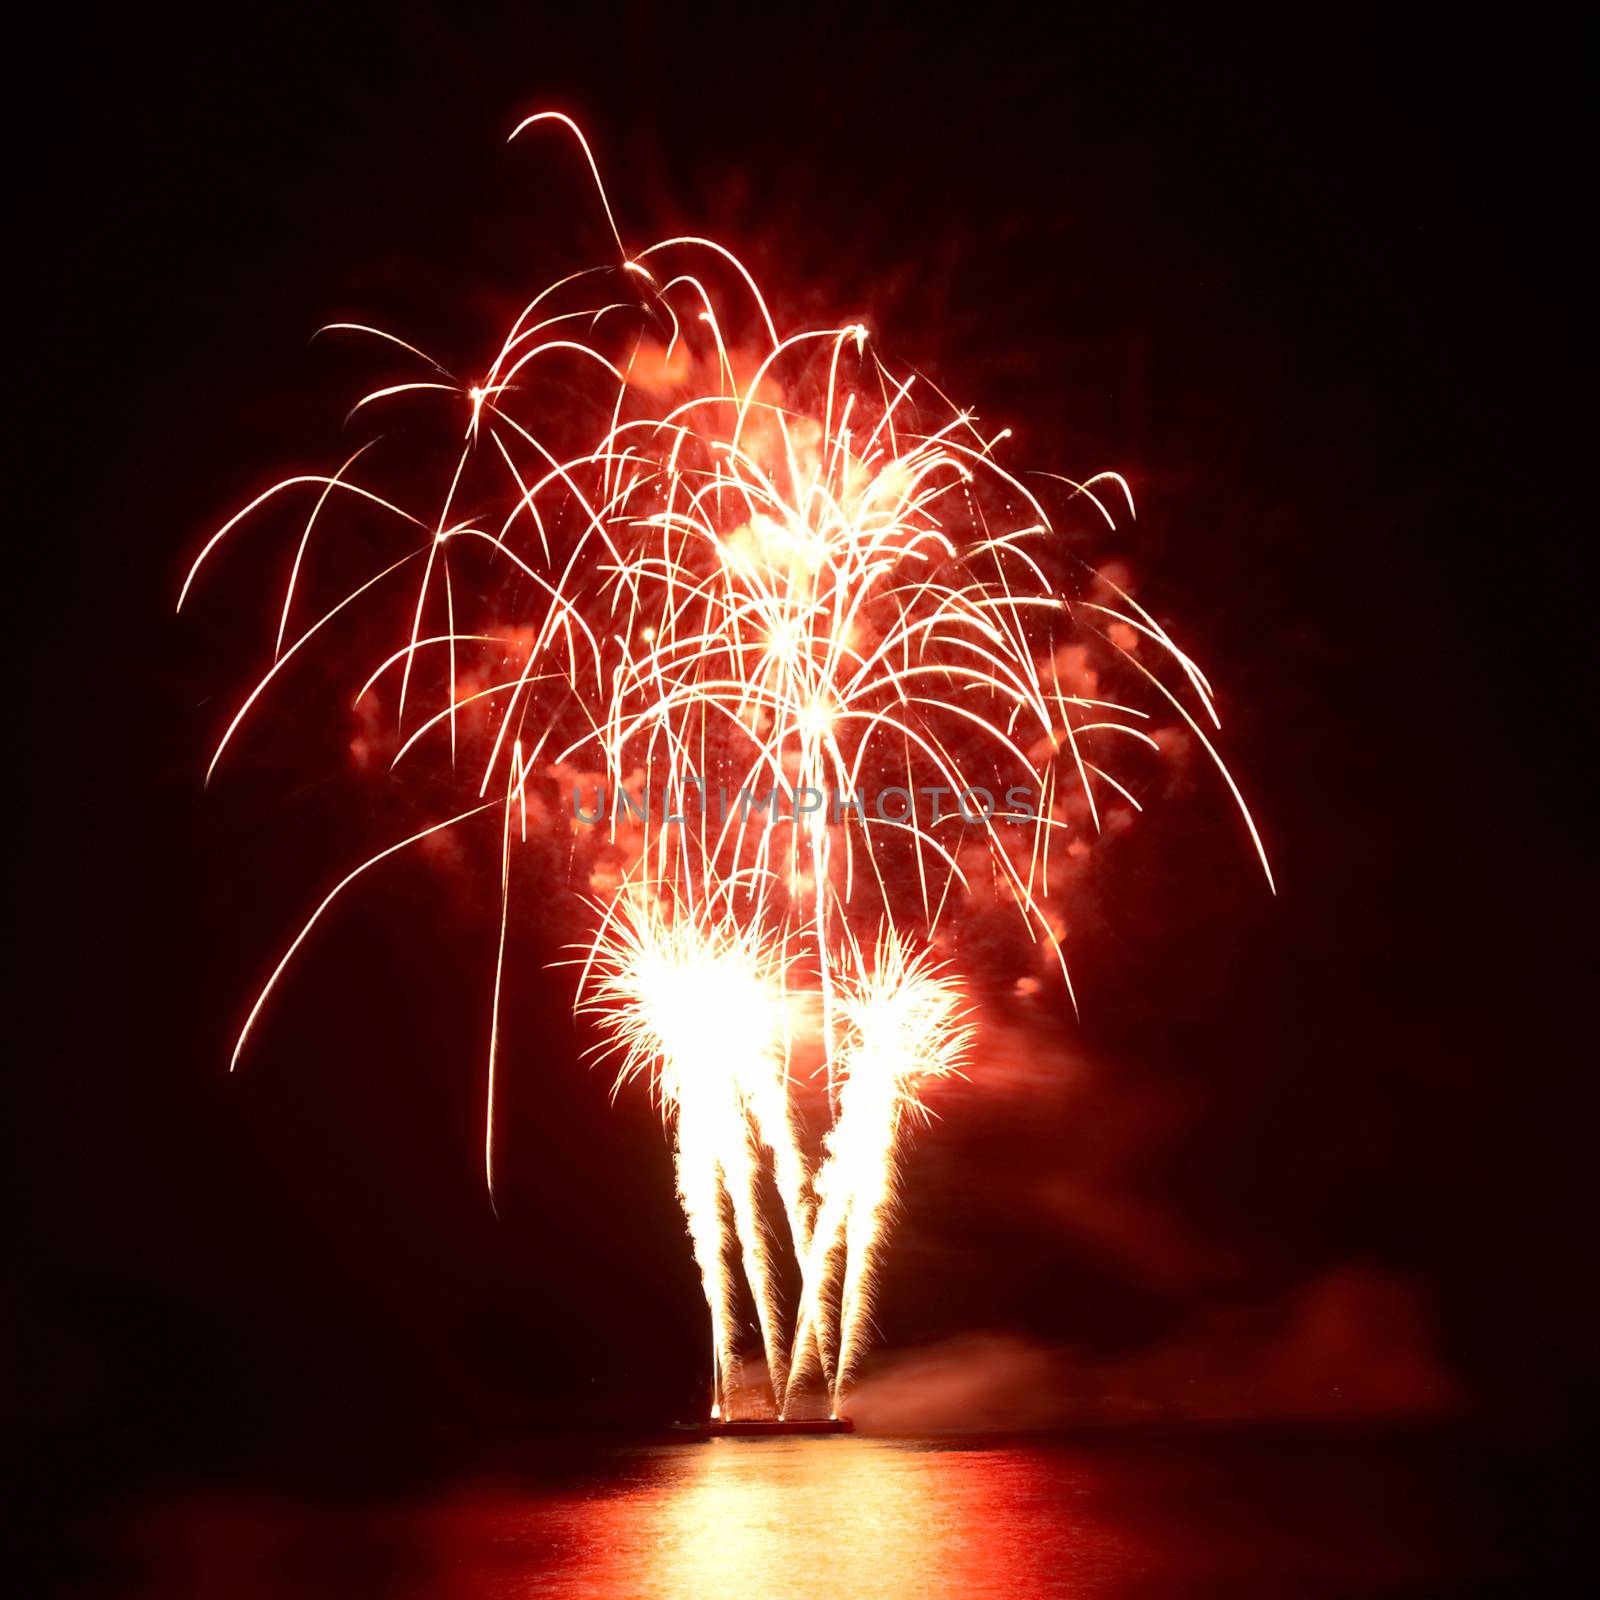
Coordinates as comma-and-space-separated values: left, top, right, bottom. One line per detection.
181, 113, 1270, 1420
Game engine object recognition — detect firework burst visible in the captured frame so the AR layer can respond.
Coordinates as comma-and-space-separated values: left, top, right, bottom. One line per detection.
182, 113, 1270, 1419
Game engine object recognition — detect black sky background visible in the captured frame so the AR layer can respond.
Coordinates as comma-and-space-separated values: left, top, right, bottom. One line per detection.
13, 0, 1589, 1514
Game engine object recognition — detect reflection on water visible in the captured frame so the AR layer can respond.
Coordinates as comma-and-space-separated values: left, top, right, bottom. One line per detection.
67, 1431, 1505, 1598
574, 1438, 1123, 1599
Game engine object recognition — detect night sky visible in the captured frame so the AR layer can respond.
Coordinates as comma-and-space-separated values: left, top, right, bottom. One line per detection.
16, 0, 1586, 1545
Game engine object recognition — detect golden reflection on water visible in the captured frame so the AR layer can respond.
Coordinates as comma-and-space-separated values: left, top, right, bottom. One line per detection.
545, 1438, 1126, 1600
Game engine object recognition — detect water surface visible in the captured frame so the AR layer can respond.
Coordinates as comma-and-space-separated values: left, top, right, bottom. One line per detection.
65, 1429, 1514, 1597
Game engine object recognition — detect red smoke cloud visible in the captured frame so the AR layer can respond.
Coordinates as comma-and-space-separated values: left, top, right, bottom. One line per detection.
849, 1267, 1458, 1432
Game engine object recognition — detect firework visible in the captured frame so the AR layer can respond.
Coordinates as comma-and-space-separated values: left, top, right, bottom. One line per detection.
182, 113, 1270, 1419
788, 929, 973, 1406
577, 885, 798, 1410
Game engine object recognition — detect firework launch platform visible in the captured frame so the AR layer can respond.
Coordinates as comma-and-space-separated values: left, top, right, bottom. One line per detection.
672, 1417, 855, 1437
